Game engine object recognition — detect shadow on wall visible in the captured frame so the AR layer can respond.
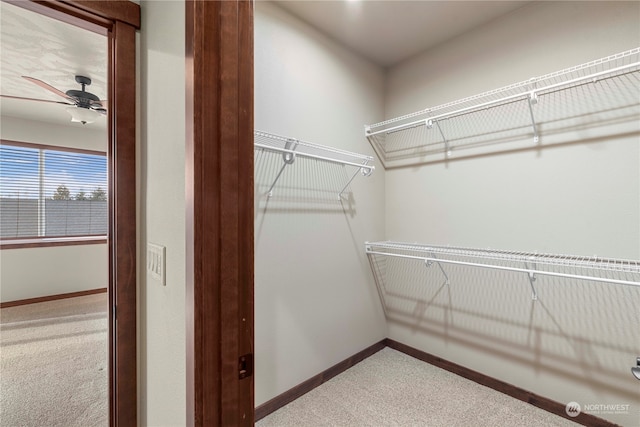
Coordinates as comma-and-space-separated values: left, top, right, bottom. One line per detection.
369, 67, 640, 168
368, 252, 640, 400
254, 150, 360, 215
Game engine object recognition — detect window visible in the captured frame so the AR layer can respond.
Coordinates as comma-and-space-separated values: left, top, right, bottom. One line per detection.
0, 141, 108, 240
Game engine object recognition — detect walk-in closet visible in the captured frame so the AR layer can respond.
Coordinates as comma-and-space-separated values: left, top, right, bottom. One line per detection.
253, 1, 640, 426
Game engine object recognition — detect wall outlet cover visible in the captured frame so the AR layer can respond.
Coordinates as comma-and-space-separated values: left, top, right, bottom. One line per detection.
147, 243, 166, 286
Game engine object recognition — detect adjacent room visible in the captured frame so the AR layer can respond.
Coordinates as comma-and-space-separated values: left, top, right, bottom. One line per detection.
0, 2, 109, 425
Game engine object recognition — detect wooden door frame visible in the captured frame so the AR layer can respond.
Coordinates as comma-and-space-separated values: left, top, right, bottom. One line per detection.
7, 1, 140, 425
185, 0, 254, 425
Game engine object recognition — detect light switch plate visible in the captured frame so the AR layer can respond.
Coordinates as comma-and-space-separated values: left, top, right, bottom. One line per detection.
147, 243, 166, 286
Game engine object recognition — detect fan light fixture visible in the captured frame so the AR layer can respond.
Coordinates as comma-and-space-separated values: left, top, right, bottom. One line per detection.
66, 105, 101, 125
6, 75, 107, 125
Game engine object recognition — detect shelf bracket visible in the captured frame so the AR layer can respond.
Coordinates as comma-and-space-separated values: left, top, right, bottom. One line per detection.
632, 357, 640, 380
425, 254, 450, 286
267, 138, 298, 197
527, 92, 540, 144
427, 120, 451, 158
339, 162, 373, 199
524, 259, 538, 300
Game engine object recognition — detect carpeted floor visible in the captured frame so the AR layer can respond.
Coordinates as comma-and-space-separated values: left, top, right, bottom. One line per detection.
256, 347, 578, 427
0, 295, 580, 426
0, 293, 108, 427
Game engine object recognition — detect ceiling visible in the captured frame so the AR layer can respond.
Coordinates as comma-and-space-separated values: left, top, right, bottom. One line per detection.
0, 1, 528, 128
0, 1, 107, 130
272, 0, 529, 68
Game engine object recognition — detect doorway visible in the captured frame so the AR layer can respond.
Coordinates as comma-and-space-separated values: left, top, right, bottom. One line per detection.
0, 1, 138, 425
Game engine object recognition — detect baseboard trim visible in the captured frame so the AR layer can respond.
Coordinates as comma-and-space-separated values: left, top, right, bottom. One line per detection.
254, 339, 387, 421
255, 337, 618, 426
385, 338, 618, 427
0, 288, 107, 308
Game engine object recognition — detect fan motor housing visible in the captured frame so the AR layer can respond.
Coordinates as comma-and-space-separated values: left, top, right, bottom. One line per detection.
66, 75, 101, 108
66, 89, 100, 107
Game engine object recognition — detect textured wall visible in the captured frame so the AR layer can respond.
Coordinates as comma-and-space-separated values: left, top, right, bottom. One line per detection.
383, 2, 640, 425
254, 1, 387, 407
139, 0, 186, 425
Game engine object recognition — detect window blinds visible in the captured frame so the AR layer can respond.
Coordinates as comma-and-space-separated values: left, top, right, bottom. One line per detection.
0, 143, 108, 239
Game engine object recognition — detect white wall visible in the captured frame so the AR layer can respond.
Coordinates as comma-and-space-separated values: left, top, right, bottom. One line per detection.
0, 243, 107, 302
139, 1, 186, 425
254, 2, 387, 406
0, 116, 108, 303
383, 2, 640, 425
1, 116, 107, 151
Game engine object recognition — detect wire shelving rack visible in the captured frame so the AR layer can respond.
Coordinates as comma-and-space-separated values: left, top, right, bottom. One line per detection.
365, 241, 640, 300
254, 130, 374, 199
365, 48, 640, 167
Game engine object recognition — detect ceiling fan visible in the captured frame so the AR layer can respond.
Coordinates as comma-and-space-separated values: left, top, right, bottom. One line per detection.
2, 75, 106, 124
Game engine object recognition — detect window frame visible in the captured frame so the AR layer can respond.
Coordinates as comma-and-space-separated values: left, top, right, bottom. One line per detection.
0, 139, 108, 249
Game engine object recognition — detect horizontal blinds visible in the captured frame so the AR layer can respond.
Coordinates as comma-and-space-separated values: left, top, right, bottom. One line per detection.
0, 143, 107, 239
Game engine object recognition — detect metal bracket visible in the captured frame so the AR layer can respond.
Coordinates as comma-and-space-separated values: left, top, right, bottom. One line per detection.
527, 92, 539, 144
282, 138, 298, 164
524, 259, 538, 300
427, 119, 451, 158
267, 138, 298, 197
339, 162, 374, 199
632, 357, 640, 380
364, 124, 371, 136
425, 254, 450, 286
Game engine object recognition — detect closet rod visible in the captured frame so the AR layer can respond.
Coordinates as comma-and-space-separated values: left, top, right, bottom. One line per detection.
254, 142, 374, 173
365, 60, 640, 137
365, 250, 640, 289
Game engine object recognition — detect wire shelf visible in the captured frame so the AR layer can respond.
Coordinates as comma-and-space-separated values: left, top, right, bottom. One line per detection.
254, 130, 374, 199
366, 48, 640, 167
365, 241, 640, 299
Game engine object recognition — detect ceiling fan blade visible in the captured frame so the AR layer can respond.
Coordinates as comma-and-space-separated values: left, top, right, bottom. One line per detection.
0, 94, 73, 105
22, 76, 73, 101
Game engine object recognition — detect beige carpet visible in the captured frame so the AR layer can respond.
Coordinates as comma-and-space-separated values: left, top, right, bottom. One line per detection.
257, 347, 578, 427
0, 293, 108, 427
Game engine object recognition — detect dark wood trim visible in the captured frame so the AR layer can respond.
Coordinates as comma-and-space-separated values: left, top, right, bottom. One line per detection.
186, 1, 254, 425
1, 139, 107, 156
385, 339, 618, 427
254, 340, 387, 421
1, 236, 107, 250
237, 2, 255, 424
5, 0, 110, 34
109, 17, 137, 427
9, 0, 141, 32
60, 0, 140, 29
0, 287, 107, 308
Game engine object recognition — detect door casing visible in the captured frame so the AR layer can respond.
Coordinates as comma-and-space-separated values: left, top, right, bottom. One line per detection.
185, 1, 255, 425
